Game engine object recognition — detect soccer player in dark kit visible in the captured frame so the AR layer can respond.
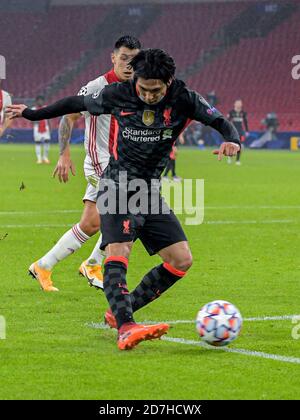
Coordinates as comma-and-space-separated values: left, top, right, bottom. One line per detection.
7, 49, 241, 351
227, 99, 249, 165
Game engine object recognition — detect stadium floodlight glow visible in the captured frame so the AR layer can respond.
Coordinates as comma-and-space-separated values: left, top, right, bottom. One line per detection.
0, 55, 6, 79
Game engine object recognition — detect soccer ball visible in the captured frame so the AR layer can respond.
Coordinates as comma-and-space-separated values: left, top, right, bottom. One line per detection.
196, 300, 242, 347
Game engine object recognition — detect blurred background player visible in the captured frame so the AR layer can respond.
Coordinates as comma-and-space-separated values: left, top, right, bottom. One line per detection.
32, 95, 51, 164
162, 135, 185, 182
28, 35, 141, 292
0, 80, 12, 138
227, 99, 248, 165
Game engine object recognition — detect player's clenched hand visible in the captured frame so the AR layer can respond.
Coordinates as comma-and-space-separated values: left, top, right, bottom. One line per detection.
5, 104, 28, 120
53, 154, 76, 183
213, 142, 240, 161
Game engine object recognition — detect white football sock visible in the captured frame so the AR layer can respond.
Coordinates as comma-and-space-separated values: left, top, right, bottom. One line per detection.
35, 143, 42, 161
87, 234, 105, 265
38, 224, 90, 270
43, 141, 50, 159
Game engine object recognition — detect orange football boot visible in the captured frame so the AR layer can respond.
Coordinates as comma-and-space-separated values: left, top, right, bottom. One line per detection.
28, 261, 59, 292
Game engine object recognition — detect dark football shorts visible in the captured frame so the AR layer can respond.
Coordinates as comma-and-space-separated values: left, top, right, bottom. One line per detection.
98, 190, 188, 256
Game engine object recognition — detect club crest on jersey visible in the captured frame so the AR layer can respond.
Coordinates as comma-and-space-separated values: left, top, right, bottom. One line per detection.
142, 110, 155, 126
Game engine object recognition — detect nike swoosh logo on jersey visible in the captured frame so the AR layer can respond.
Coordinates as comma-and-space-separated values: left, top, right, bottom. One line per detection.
120, 111, 135, 116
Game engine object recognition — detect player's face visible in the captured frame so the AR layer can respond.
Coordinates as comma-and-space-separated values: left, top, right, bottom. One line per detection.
136, 78, 170, 105
111, 47, 140, 82
234, 100, 242, 111
36, 98, 44, 107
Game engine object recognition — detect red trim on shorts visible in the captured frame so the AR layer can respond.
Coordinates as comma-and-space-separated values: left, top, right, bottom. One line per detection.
105, 256, 128, 269
163, 262, 186, 277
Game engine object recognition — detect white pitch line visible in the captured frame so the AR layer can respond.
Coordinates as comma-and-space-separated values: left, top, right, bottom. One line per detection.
0, 210, 81, 216
86, 315, 300, 330
162, 337, 300, 365
0, 220, 298, 229
205, 219, 296, 225
0, 224, 73, 228
85, 320, 300, 365
0, 205, 300, 216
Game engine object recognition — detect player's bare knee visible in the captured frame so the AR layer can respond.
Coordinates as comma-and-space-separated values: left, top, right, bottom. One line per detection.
106, 242, 132, 259
79, 220, 100, 237
172, 253, 193, 272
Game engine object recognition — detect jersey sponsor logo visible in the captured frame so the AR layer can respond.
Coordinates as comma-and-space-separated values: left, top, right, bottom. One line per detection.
120, 110, 136, 116
162, 129, 173, 140
142, 110, 155, 126
122, 127, 161, 143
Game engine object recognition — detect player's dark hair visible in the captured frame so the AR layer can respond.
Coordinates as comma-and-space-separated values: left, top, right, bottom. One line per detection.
130, 49, 176, 84
114, 35, 141, 51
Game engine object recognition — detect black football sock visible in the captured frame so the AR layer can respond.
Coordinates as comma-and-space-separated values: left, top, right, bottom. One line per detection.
171, 160, 176, 177
130, 263, 186, 313
103, 257, 134, 329
164, 160, 172, 176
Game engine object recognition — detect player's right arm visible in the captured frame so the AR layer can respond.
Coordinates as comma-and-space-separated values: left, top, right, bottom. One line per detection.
6, 88, 113, 120
6, 96, 87, 121
53, 113, 81, 183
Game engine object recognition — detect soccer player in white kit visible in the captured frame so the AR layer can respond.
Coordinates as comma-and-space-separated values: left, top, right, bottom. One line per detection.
28, 36, 141, 292
0, 80, 12, 138
32, 95, 51, 164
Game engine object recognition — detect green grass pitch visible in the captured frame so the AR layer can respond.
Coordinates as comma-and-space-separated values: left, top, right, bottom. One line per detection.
0, 144, 300, 400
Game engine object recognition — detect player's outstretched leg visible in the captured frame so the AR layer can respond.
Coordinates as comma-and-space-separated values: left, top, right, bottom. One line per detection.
43, 140, 50, 164
104, 262, 186, 329
103, 255, 169, 350
35, 142, 42, 164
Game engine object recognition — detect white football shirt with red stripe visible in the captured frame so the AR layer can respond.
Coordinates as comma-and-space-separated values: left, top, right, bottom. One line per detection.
32, 106, 51, 141
78, 69, 119, 178
0, 89, 12, 125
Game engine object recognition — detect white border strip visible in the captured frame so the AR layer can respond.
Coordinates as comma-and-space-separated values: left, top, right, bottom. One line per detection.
86, 317, 300, 365
0, 220, 297, 229
162, 337, 300, 365
1, 206, 300, 216
87, 314, 300, 329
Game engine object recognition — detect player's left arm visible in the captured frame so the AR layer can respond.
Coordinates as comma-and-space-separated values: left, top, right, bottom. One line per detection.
187, 91, 241, 161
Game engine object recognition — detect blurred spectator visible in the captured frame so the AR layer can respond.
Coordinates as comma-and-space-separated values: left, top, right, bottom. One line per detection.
180, 121, 203, 146
227, 99, 249, 165
250, 112, 279, 149
206, 90, 218, 107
